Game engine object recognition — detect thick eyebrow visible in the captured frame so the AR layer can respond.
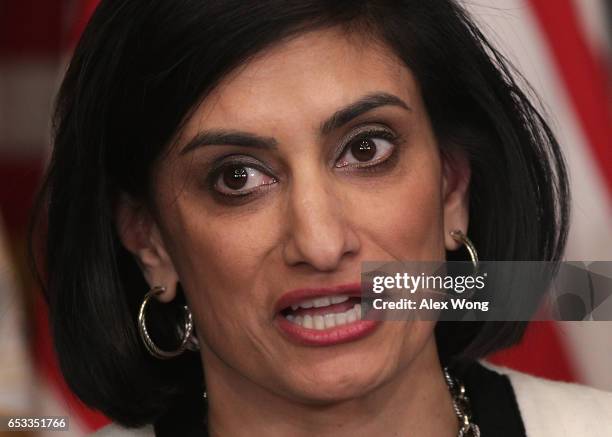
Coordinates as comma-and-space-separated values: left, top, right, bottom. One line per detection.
180, 130, 278, 155
180, 91, 410, 155
320, 92, 411, 135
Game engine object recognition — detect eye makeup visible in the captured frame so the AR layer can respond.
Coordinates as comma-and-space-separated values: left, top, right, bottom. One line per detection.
331, 123, 398, 162
333, 123, 403, 173
201, 122, 405, 205
202, 154, 278, 205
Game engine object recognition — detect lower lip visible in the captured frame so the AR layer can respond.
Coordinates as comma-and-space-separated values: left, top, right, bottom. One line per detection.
275, 314, 380, 346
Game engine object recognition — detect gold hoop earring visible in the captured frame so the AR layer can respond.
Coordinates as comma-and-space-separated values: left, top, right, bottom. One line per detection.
138, 286, 195, 360
450, 230, 479, 269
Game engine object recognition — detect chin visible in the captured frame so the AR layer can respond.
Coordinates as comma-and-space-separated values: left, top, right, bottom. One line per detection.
281, 355, 393, 404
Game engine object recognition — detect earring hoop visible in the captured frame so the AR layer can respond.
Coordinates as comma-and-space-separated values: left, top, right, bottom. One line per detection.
450, 230, 479, 270
138, 286, 194, 360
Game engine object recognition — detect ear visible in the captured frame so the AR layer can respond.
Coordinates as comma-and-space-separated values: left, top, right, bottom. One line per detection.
441, 151, 471, 251
115, 194, 178, 303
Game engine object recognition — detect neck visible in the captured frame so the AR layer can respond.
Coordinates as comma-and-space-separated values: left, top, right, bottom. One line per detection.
202, 337, 457, 437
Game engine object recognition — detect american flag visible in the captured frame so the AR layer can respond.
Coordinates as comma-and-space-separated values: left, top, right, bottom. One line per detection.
0, 1, 610, 434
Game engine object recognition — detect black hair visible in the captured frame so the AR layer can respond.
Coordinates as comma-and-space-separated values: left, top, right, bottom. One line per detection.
31, 0, 569, 429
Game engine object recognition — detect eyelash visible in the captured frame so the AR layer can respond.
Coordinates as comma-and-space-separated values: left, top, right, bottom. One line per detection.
207, 126, 401, 201
334, 128, 399, 172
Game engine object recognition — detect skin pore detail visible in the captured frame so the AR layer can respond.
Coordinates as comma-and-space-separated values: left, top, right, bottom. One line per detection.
129, 27, 470, 437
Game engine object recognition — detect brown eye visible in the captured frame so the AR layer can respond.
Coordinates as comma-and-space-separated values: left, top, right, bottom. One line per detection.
351, 138, 377, 161
335, 133, 395, 168
214, 164, 277, 195
223, 166, 249, 190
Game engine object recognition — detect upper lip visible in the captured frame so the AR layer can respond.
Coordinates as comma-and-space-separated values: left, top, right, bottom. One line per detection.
274, 282, 361, 314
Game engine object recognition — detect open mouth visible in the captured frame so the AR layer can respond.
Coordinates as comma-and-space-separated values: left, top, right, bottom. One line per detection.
274, 285, 379, 346
280, 295, 362, 330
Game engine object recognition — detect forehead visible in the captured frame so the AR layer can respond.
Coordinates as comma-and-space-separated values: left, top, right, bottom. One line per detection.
182, 27, 418, 137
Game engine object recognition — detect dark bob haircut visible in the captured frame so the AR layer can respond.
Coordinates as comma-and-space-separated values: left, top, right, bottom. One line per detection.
32, 0, 570, 430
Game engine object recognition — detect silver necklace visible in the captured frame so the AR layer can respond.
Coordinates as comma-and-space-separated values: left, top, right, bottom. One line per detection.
444, 367, 481, 437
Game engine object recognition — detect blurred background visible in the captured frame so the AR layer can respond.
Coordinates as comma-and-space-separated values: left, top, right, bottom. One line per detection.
0, 0, 610, 435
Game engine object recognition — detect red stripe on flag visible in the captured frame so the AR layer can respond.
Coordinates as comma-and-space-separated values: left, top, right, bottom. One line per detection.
67, 0, 101, 51
489, 321, 578, 382
527, 0, 612, 199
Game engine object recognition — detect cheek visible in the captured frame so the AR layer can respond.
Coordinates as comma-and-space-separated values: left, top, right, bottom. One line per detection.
158, 194, 280, 326
349, 146, 445, 259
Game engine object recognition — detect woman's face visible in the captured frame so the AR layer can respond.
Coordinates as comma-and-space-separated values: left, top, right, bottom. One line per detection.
145, 28, 469, 403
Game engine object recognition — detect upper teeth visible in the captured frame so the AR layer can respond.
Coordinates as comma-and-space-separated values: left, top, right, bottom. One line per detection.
286, 304, 362, 329
290, 295, 350, 311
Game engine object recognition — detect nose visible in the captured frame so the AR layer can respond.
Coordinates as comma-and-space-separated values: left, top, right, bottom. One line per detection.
282, 171, 360, 272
